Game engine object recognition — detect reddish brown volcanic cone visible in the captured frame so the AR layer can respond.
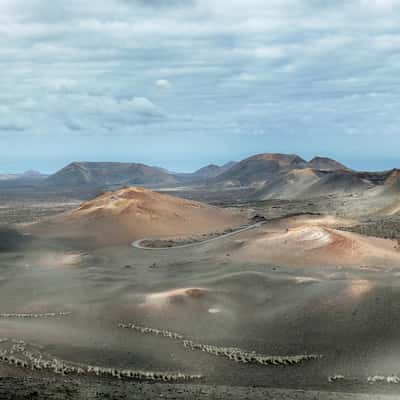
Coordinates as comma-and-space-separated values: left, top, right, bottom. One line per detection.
29, 187, 247, 245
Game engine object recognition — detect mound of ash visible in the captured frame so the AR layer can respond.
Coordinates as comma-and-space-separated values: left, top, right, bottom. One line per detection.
28, 187, 246, 245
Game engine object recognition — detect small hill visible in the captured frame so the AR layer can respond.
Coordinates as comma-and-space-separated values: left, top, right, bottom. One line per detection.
304, 170, 373, 197
29, 187, 247, 244
308, 156, 348, 171
192, 161, 235, 178
371, 170, 400, 216
254, 168, 322, 200
212, 153, 308, 186
22, 170, 46, 178
0, 170, 45, 181
176, 161, 237, 182
45, 162, 177, 188
227, 217, 400, 267
0, 174, 19, 181
379, 201, 400, 217
355, 170, 392, 185
0, 170, 47, 189
383, 169, 400, 188
193, 164, 222, 178
253, 169, 374, 200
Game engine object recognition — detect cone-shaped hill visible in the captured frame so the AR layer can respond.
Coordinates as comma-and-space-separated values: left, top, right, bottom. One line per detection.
29, 187, 247, 245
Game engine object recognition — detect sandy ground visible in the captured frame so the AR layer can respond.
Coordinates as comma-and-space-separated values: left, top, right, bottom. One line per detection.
2, 194, 400, 397
225, 215, 400, 267
2, 224, 400, 397
1, 377, 399, 399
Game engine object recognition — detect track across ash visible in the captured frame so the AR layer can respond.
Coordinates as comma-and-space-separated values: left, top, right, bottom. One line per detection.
131, 222, 264, 250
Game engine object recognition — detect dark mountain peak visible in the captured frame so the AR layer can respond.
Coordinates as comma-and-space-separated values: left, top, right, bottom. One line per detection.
308, 156, 347, 171
212, 153, 308, 185
195, 164, 220, 173
22, 170, 45, 177
384, 168, 400, 186
191, 164, 221, 178
248, 153, 306, 165
191, 162, 236, 179
221, 161, 236, 169
45, 161, 177, 188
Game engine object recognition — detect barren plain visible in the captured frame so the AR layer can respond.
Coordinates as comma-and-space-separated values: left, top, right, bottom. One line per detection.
0, 180, 400, 399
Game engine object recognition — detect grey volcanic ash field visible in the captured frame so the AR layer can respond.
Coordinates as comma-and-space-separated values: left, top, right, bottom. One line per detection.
1, 180, 400, 398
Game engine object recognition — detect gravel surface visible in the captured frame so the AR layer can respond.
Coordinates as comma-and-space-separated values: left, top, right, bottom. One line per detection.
0, 377, 399, 400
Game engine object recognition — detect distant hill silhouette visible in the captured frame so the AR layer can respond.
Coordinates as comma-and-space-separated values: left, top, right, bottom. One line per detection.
37, 154, 400, 204
45, 162, 178, 188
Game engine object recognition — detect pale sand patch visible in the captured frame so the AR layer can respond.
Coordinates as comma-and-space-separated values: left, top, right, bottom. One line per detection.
230, 223, 400, 267
36, 252, 82, 268
294, 277, 321, 284
348, 279, 374, 299
139, 288, 210, 309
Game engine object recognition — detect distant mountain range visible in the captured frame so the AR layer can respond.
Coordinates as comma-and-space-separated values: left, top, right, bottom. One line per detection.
43, 153, 352, 189
0, 170, 47, 183
208, 153, 349, 186
2, 154, 400, 202
43, 160, 241, 189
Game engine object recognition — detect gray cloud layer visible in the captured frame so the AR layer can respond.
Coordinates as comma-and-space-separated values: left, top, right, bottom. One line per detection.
1, 0, 400, 170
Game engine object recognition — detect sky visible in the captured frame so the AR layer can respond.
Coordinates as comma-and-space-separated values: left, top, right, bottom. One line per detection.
1, 0, 400, 173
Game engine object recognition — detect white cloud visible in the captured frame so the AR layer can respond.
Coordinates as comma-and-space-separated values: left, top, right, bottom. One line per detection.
60, 95, 166, 131
0, 0, 399, 170
46, 78, 78, 92
156, 79, 172, 89
0, 107, 30, 132
236, 73, 257, 82
238, 46, 286, 60
361, 0, 400, 9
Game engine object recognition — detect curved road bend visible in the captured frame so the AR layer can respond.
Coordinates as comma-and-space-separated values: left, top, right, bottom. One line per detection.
131, 221, 264, 250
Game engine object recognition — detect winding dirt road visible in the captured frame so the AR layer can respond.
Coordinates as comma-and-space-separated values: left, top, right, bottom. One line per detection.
131, 222, 264, 250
